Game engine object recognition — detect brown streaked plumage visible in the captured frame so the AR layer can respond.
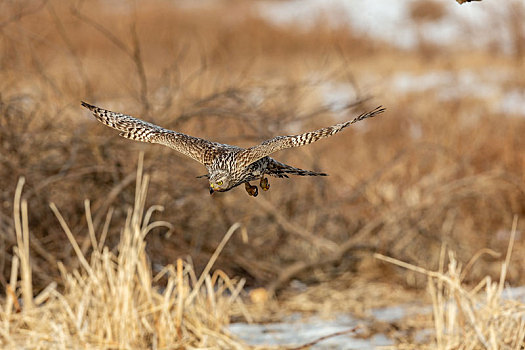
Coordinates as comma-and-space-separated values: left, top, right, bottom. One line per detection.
81, 101, 385, 197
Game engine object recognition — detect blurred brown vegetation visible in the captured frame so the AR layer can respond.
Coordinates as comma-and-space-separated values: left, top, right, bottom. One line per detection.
1, 0, 524, 303
410, 0, 447, 22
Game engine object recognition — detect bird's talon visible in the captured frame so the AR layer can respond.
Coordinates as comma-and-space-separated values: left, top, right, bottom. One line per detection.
245, 182, 258, 197
260, 177, 270, 191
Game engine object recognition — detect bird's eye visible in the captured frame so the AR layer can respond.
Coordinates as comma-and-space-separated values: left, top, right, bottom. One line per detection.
217, 180, 223, 186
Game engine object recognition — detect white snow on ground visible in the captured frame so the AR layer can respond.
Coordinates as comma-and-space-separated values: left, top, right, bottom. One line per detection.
500, 89, 525, 117
257, 0, 525, 118
309, 68, 525, 119
229, 287, 525, 348
389, 68, 512, 100
320, 81, 358, 113
257, 0, 525, 53
229, 313, 393, 349
388, 69, 525, 117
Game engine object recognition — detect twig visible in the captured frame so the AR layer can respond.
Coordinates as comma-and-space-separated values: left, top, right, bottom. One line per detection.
185, 223, 244, 306
129, 13, 150, 114
0, 211, 57, 272
91, 171, 137, 233
460, 248, 501, 281
287, 326, 361, 350
254, 197, 338, 253
267, 216, 384, 294
49, 202, 95, 279
46, 2, 93, 99
0, 0, 49, 29
71, 3, 150, 114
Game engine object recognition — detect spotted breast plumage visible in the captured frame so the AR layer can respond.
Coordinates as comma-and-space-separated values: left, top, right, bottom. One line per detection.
81, 101, 385, 197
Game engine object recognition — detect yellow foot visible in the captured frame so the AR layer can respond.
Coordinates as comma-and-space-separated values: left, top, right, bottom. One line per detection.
244, 182, 258, 197
260, 177, 270, 191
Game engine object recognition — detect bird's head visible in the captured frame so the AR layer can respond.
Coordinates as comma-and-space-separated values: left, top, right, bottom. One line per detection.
208, 171, 231, 194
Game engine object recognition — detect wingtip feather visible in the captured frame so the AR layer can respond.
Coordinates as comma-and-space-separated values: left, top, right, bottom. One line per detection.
351, 105, 386, 124
81, 101, 96, 111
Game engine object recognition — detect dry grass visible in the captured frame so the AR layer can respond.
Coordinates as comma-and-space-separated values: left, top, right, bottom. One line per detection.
0, 157, 250, 349
376, 217, 525, 349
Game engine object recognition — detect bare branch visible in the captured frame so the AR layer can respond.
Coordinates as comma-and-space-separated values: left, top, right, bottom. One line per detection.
71, 3, 150, 114
0, 0, 49, 29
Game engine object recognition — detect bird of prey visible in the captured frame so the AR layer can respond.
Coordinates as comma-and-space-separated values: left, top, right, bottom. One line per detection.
81, 101, 384, 197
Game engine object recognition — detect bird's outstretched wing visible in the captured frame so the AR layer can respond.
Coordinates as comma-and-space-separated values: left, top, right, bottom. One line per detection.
81, 102, 221, 165
237, 106, 385, 168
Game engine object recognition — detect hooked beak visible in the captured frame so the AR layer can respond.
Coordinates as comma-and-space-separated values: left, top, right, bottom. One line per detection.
209, 187, 214, 195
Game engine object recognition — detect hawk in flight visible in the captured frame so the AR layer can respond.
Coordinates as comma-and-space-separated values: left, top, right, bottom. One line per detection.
82, 102, 384, 197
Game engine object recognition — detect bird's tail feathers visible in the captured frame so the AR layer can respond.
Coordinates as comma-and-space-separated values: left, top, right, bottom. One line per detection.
267, 159, 327, 178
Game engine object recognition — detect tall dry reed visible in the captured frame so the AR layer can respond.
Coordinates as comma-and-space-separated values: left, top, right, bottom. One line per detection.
0, 156, 250, 349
